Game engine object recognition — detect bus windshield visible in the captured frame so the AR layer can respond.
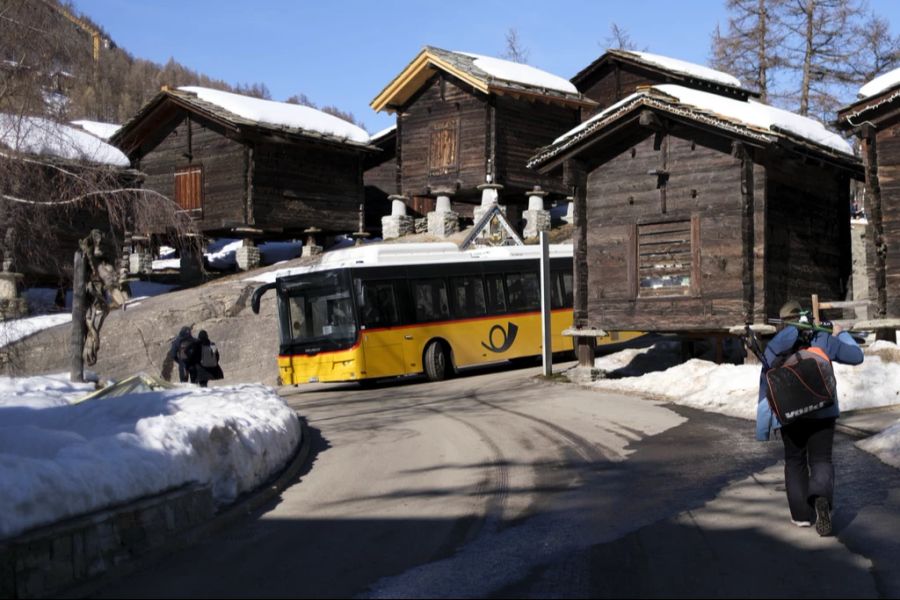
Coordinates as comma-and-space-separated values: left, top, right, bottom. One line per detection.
278, 270, 357, 352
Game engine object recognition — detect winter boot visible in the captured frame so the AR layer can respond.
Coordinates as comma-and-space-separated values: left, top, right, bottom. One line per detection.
814, 496, 832, 536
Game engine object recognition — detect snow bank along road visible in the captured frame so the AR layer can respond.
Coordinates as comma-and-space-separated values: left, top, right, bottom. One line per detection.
95, 366, 900, 598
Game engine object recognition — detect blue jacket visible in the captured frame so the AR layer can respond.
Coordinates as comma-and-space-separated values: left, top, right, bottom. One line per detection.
756, 327, 864, 441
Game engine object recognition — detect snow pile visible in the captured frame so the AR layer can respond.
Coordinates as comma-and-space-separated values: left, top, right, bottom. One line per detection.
179, 86, 369, 143
858, 67, 900, 99
0, 114, 129, 167
858, 422, 900, 469
0, 376, 301, 539
592, 340, 900, 467
553, 84, 852, 155
620, 50, 743, 88
0, 314, 72, 348
458, 52, 578, 95
70, 120, 120, 140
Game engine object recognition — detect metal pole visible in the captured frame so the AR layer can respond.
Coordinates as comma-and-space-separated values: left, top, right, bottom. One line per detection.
70, 249, 86, 383
539, 231, 552, 376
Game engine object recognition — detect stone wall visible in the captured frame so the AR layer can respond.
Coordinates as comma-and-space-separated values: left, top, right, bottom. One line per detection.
0, 484, 213, 599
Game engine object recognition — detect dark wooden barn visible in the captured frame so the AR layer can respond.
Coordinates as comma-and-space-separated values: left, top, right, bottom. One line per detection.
838, 71, 900, 325
111, 86, 377, 239
0, 115, 137, 285
363, 124, 398, 223
572, 49, 757, 117
370, 47, 595, 217
529, 85, 862, 363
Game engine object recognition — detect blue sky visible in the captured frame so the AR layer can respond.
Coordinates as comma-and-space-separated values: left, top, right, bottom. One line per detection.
72, 1, 900, 133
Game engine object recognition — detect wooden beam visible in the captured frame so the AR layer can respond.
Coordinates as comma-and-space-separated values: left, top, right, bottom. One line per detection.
734, 142, 755, 322
564, 158, 593, 367
863, 126, 888, 319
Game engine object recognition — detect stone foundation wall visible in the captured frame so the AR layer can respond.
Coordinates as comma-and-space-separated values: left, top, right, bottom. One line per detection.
0, 484, 213, 599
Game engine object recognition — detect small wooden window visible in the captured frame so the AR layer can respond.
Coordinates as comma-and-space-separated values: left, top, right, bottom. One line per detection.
428, 119, 459, 175
636, 219, 696, 297
174, 165, 202, 211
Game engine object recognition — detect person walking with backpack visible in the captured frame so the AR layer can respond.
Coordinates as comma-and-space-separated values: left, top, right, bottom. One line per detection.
168, 326, 197, 383
192, 330, 223, 388
756, 301, 864, 536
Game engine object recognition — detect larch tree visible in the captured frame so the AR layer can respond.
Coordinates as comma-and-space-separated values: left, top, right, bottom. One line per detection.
502, 28, 529, 64
710, 0, 789, 104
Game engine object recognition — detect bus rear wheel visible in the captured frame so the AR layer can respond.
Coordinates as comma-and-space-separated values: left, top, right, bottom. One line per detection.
424, 341, 452, 382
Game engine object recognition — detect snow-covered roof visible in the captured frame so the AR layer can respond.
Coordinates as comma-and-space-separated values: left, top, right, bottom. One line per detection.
858, 67, 900, 100
456, 51, 579, 95
70, 119, 120, 140
369, 124, 396, 142
533, 84, 852, 168
0, 114, 129, 167
617, 50, 743, 89
178, 87, 369, 143
371, 46, 591, 113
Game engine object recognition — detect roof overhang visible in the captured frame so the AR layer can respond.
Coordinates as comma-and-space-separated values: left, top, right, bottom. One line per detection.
371, 48, 596, 113
571, 50, 759, 101
371, 49, 489, 113
837, 83, 900, 132
113, 90, 377, 159
530, 93, 861, 178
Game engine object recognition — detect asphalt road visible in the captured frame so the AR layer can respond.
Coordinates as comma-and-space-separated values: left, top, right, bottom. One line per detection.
95, 364, 900, 598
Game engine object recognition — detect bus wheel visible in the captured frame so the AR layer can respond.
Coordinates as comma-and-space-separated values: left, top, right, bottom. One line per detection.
424, 341, 451, 382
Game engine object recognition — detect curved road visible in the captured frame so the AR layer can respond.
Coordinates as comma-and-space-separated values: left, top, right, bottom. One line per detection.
97, 364, 899, 598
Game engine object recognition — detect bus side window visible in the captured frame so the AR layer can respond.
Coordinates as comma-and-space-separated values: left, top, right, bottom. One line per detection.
359, 281, 399, 327
485, 274, 506, 314
412, 279, 450, 322
561, 271, 574, 308
450, 276, 486, 318
506, 272, 540, 312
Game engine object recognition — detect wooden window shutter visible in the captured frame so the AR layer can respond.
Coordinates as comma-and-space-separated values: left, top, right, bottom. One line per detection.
636, 219, 694, 298
428, 119, 459, 176
174, 165, 203, 211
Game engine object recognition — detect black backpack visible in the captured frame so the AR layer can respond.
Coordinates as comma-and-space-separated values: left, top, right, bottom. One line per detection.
765, 347, 836, 425
200, 343, 219, 368
176, 338, 192, 362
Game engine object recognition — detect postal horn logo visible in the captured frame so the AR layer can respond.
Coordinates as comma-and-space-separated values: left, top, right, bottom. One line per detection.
481, 322, 519, 353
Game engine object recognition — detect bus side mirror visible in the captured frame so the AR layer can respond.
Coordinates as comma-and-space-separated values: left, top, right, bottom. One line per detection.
251, 283, 277, 315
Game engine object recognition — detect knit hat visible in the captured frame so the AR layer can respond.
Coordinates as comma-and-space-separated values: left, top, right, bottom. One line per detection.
779, 300, 803, 320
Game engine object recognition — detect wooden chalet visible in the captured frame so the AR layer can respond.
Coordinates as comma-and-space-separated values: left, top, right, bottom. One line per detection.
838, 71, 900, 323
370, 46, 596, 217
363, 124, 397, 223
111, 86, 377, 239
528, 85, 862, 363
571, 49, 758, 118
0, 115, 137, 283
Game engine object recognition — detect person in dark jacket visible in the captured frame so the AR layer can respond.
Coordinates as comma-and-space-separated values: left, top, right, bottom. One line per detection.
168, 326, 196, 383
757, 301, 864, 536
191, 330, 223, 388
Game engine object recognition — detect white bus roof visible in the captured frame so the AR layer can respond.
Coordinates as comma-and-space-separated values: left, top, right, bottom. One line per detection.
249, 242, 574, 284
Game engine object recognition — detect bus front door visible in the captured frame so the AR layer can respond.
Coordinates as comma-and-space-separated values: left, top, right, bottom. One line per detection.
361, 327, 406, 379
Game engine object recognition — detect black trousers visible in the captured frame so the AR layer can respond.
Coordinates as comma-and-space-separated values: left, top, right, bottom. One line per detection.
780, 417, 836, 521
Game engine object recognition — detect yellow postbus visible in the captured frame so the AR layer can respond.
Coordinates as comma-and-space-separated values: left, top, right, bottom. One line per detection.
251, 242, 644, 385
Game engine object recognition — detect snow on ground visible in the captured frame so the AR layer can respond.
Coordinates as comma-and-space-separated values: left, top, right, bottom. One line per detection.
155, 239, 303, 271
0, 375, 301, 539
591, 340, 900, 469
0, 314, 72, 348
